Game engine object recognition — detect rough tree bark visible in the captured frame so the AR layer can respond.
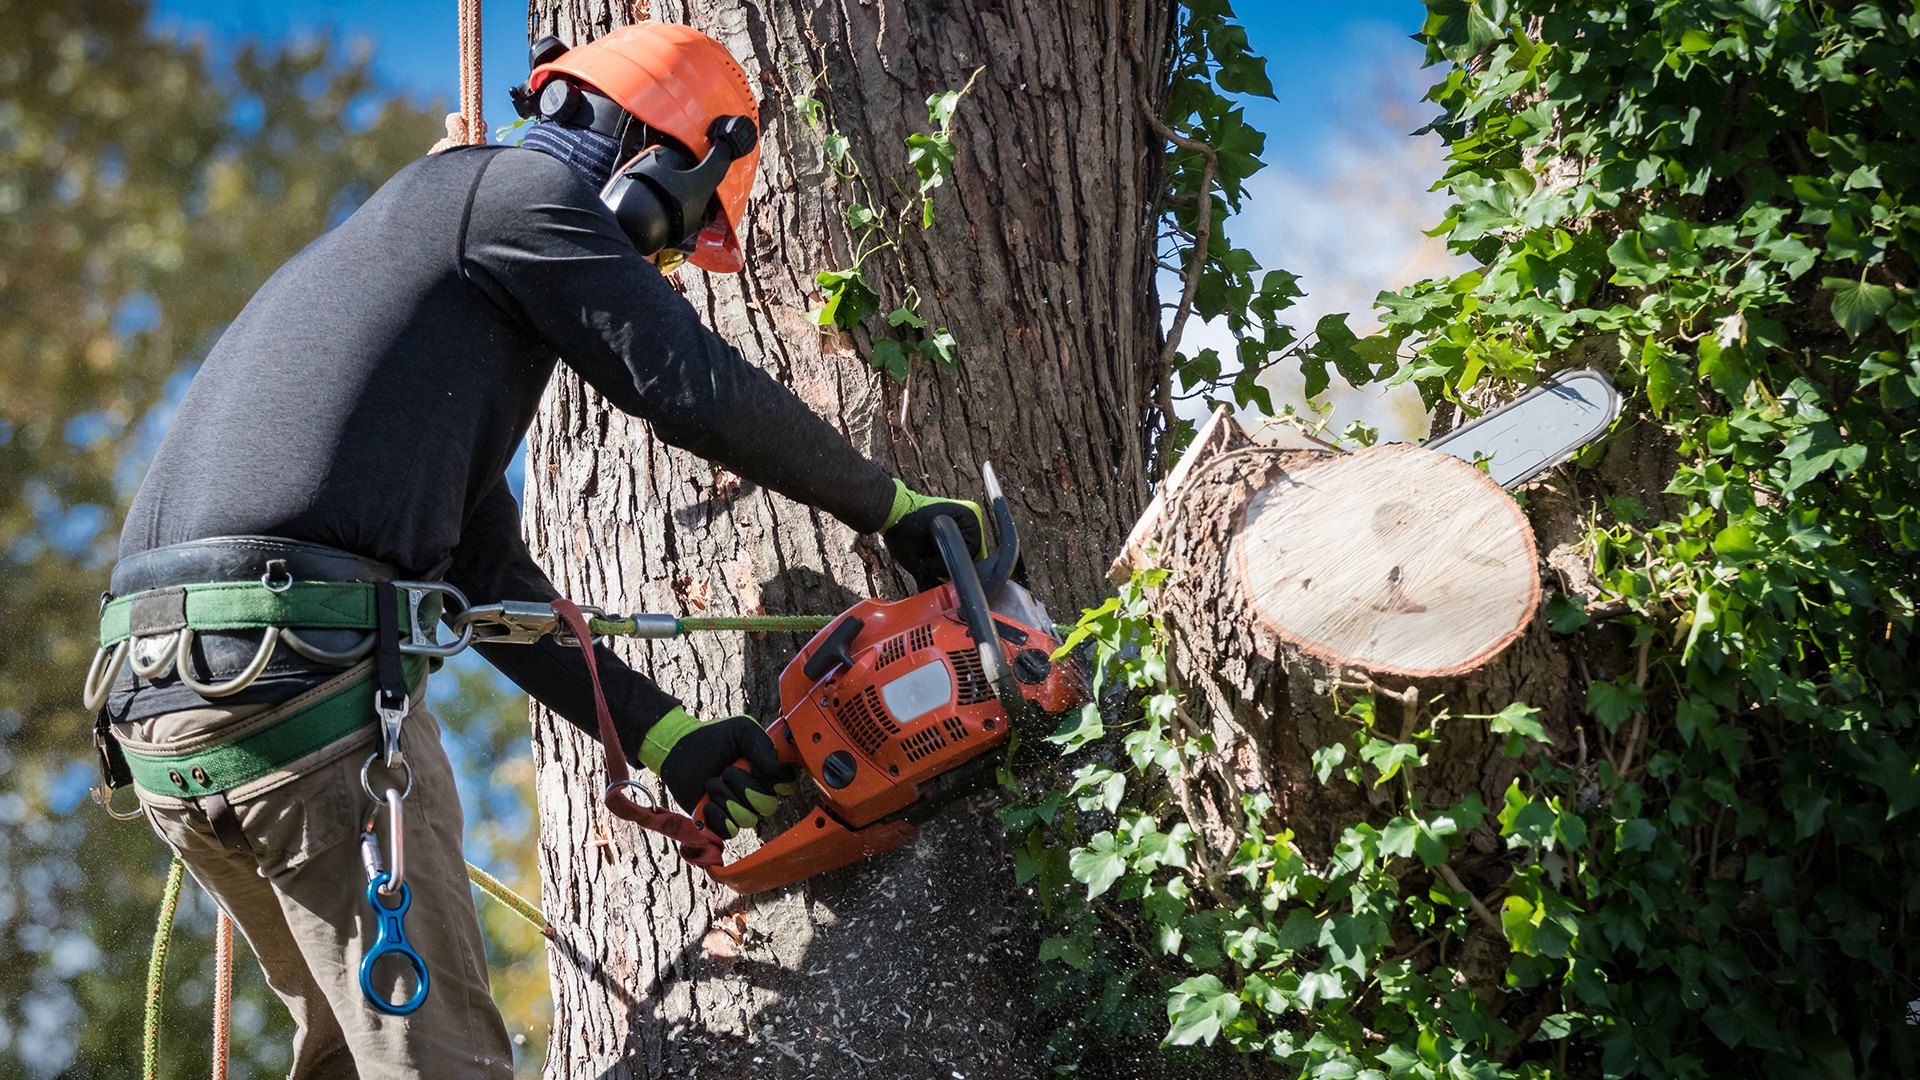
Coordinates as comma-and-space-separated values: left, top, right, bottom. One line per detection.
521, 1, 1171, 1076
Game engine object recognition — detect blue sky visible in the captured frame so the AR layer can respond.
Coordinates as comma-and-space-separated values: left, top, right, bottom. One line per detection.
148, 1, 1445, 437
150, 1, 1432, 173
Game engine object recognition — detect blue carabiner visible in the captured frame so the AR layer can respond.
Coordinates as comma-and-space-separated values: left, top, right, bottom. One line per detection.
359, 872, 430, 1015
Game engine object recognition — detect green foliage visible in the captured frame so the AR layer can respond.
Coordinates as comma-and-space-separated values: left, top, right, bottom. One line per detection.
1049, 0, 1920, 1075
1361, 3, 1920, 1066
795, 69, 978, 382
1151, 2, 1310, 462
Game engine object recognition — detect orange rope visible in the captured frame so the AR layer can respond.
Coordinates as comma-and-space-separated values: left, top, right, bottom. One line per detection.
459, 0, 487, 144
211, 913, 232, 1080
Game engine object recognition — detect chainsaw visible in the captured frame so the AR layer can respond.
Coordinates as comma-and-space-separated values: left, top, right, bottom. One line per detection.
688, 462, 1084, 895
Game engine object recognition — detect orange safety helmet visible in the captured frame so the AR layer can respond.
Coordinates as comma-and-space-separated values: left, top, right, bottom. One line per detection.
528, 24, 760, 273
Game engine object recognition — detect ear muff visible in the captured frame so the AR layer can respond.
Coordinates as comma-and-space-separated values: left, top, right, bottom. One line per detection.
601, 115, 758, 258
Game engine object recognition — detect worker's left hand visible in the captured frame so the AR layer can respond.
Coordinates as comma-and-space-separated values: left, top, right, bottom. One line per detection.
880, 479, 986, 590
639, 708, 797, 837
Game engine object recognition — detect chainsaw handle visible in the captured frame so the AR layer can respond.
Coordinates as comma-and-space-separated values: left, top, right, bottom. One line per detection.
934, 514, 1020, 710
689, 718, 802, 838
975, 462, 1018, 595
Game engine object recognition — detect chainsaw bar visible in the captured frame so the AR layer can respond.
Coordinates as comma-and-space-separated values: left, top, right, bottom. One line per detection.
1421, 368, 1620, 489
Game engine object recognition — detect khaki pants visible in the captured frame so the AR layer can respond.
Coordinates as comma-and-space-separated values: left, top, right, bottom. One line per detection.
120, 669, 514, 1079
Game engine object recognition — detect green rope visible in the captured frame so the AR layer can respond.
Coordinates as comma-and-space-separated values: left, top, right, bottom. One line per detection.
586, 613, 834, 637
676, 614, 834, 634
467, 861, 548, 936
143, 857, 186, 1080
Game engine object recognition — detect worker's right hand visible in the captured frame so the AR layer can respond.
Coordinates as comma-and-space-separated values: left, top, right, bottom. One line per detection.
639, 708, 796, 837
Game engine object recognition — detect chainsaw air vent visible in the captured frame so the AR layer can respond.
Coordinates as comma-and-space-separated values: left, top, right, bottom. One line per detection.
948, 646, 996, 706
875, 634, 908, 669
909, 625, 935, 653
900, 725, 947, 762
841, 686, 899, 756
942, 716, 968, 743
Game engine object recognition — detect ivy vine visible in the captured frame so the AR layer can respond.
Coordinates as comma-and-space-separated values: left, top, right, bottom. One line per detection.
1012, 0, 1920, 1076
794, 68, 979, 382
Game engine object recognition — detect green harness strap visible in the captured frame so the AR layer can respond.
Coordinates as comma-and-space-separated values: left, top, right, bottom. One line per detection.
99, 580, 406, 647
117, 657, 427, 799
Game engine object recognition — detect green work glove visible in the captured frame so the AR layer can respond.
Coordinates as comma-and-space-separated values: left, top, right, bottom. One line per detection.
879, 479, 987, 590
639, 708, 797, 837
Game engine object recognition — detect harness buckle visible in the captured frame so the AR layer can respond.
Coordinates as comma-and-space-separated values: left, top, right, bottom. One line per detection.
392, 581, 473, 658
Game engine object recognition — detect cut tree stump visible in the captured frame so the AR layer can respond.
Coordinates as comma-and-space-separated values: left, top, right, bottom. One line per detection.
1115, 408, 1540, 680
1114, 408, 1552, 865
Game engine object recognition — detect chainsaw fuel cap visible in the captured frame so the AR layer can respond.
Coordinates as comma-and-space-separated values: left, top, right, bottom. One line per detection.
821, 751, 858, 789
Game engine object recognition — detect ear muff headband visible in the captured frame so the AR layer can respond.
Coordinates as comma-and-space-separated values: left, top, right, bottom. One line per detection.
601, 115, 758, 258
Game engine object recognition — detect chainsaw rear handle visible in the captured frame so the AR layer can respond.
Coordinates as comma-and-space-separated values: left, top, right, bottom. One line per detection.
688, 716, 804, 839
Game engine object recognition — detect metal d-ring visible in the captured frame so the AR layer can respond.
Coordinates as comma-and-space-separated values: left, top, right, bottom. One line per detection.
81, 642, 129, 711
260, 559, 294, 594
174, 626, 279, 698
128, 630, 181, 679
92, 783, 144, 821
606, 778, 658, 808
280, 628, 378, 665
360, 753, 415, 805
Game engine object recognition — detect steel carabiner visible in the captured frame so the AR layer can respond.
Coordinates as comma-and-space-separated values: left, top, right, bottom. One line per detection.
359, 872, 429, 1015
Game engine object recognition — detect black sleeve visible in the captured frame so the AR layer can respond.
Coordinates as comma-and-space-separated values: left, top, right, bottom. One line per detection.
461, 149, 896, 534
444, 477, 680, 757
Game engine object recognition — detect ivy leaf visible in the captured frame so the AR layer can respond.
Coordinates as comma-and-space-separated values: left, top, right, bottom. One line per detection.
1585, 680, 1644, 733
919, 328, 958, 366
1359, 739, 1424, 786
1312, 742, 1348, 783
1713, 522, 1761, 561
1616, 818, 1657, 852
905, 132, 957, 191
1069, 832, 1127, 899
810, 268, 879, 330
870, 337, 910, 383
1546, 592, 1591, 634
1164, 974, 1240, 1046
822, 131, 851, 168
1379, 817, 1419, 859
885, 305, 926, 329
845, 203, 878, 231
1038, 934, 1091, 971
1607, 231, 1668, 286
1046, 702, 1105, 751
926, 89, 962, 131
1824, 277, 1894, 338
793, 94, 823, 127
1641, 337, 1683, 416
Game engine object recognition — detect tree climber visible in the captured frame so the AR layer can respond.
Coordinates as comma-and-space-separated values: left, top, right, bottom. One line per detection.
87, 24, 980, 1077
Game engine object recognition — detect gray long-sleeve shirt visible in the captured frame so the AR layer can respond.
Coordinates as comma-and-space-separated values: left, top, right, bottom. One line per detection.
116, 145, 895, 751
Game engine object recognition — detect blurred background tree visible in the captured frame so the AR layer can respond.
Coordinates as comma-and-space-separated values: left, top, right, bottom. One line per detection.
0, 1, 545, 1075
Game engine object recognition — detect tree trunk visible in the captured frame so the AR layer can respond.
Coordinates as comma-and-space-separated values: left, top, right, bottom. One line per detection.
521, 2, 1170, 1076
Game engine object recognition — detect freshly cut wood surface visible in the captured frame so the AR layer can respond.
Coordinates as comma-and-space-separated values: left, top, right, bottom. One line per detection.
1234, 443, 1540, 678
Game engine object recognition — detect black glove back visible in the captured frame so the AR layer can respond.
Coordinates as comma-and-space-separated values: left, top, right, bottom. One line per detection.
656, 715, 796, 837
883, 500, 985, 591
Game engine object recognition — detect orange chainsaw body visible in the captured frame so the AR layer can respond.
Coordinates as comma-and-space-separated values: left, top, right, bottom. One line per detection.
705, 577, 1080, 895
